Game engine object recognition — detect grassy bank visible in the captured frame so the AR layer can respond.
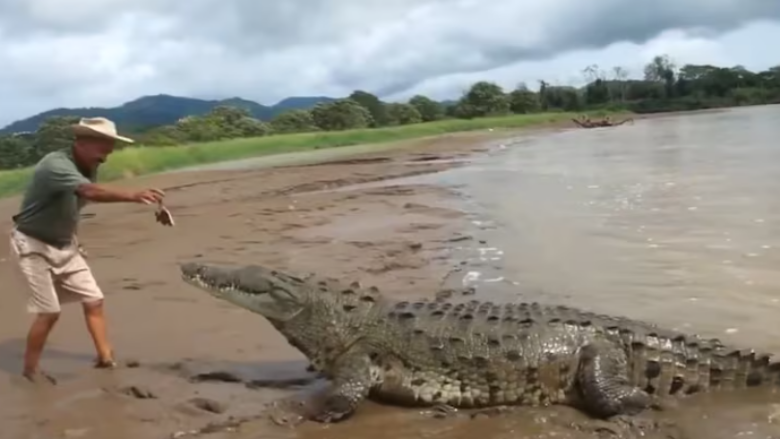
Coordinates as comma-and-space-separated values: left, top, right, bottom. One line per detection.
0, 110, 621, 198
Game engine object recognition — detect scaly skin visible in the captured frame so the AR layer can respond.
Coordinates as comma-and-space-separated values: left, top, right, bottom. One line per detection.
179, 262, 780, 423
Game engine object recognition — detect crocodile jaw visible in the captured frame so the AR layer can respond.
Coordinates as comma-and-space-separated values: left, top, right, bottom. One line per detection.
179, 262, 304, 321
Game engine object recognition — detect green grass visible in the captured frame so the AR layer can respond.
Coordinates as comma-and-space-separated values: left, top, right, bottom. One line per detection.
0, 110, 625, 198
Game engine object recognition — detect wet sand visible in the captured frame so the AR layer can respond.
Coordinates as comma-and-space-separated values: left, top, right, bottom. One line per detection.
1, 122, 778, 439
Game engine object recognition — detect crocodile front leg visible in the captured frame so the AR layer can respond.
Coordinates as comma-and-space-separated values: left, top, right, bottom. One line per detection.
309, 351, 373, 423
576, 340, 653, 418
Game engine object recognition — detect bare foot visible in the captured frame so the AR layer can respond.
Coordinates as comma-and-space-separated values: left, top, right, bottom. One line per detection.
23, 369, 57, 385
94, 358, 118, 369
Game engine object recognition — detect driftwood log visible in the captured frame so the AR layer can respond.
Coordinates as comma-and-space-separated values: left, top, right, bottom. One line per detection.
572, 116, 633, 129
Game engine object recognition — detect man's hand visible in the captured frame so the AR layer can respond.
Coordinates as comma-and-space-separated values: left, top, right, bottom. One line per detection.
132, 188, 165, 205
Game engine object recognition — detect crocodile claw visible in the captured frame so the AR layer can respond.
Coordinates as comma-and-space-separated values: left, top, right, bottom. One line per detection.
267, 397, 308, 427
309, 394, 355, 423
427, 404, 458, 419
267, 393, 355, 425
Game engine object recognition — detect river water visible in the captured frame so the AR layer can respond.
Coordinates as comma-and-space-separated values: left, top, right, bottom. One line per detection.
428, 105, 780, 355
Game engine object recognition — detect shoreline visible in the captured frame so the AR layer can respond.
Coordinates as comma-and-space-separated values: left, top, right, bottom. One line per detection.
0, 107, 685, 199
0, 105, 733, 199
0, 111, 590, 197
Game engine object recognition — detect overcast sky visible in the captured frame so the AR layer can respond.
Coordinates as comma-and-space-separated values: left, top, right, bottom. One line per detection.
1, 0, 778, 127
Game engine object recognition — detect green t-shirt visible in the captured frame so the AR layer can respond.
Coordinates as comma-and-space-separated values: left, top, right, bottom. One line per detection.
13, 148, 95, 248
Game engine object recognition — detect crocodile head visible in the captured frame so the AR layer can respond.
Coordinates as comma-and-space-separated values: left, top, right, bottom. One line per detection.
179, 262, 381, 367
180, 262, 311, 321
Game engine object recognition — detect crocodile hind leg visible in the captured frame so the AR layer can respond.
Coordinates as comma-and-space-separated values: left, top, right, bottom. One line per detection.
576, 340, 653, 419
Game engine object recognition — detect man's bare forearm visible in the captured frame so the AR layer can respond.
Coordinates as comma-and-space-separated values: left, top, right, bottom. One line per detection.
76, 183, 138, 203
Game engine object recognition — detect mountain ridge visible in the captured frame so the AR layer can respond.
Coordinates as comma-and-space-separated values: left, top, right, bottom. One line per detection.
0, 94, 339, 134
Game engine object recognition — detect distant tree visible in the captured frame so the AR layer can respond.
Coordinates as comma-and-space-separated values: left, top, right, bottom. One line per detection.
232, 117, 271, 137
449, 99, 481, 119
584, 79, 610, 105
311, 99, 373, 131
443, 102, 460, 118
348, 90, 388, 127
644, 55, 677, 97
209, 105, 251, 125
384, 103, 422, 125
611, 66, 629, 101
169, 105, 272, 141
508, 83, 540, 114
542, 86, 582, 111
33, 115, 80, 157
538, 80, 549, 110
270, 109, 319, 134
408, 95, 444, 122
0, 135, 36, 168
581, 64, 605, 83
456, 81, 510, 118
624, 80, 664, 100
644, 55, 676, 82
758, 66, 780, 88
174, 116, 223, 142
137, 125, 186, 146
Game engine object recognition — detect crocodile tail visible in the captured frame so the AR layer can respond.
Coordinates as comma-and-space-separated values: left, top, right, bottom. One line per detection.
702, 346, 780, 392
743, 352, 780, 388
626, 332, 780, 396
641, 336, 780, 396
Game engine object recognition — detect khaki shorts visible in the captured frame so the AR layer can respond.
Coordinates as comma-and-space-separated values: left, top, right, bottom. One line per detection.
9, 228, 103, 314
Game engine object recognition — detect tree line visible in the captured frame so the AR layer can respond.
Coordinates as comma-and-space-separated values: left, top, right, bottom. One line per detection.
1, 54, 778, 170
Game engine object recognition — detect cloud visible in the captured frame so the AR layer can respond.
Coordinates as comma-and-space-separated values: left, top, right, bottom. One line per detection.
397, 20, 780, 101
1, 0, 778, 126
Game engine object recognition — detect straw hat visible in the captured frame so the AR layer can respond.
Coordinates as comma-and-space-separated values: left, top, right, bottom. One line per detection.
72, 117, 134, 144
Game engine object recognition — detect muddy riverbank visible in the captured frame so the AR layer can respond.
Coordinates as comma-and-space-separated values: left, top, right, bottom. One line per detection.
1, 114, 778, 439
0, 130, 529, 439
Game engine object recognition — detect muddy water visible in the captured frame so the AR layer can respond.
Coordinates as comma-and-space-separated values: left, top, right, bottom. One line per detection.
421, 104, 780, 437
443, 105, 780, 347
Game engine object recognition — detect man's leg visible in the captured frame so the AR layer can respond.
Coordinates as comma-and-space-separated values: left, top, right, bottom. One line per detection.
81, 299, 115, 367
24, 313, 60, 382
10, 229, 64, 382
13, 254, 62, 382
56, 256, 115, 367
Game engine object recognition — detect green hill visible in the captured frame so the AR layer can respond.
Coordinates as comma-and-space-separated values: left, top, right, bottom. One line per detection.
0, 94, 337, 135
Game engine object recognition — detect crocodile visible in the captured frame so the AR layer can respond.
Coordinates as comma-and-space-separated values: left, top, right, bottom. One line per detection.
179, 262, 780, 423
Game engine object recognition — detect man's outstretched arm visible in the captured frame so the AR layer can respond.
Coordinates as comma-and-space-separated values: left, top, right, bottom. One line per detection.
43, 156, 164, 205
76, 183, 164, 204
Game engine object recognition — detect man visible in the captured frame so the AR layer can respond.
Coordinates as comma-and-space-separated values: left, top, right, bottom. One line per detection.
9, 117, 165, 384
